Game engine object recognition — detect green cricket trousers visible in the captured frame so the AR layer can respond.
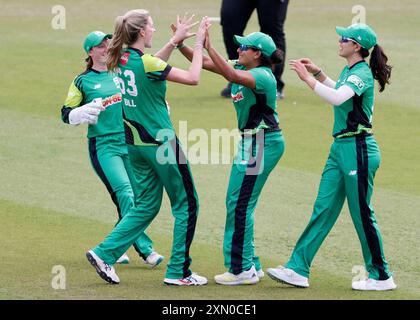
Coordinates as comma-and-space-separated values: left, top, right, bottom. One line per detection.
88, 132, 154, 259
224, 130, 285, 274
286, 135, 392, 280
92, 137, 199, 279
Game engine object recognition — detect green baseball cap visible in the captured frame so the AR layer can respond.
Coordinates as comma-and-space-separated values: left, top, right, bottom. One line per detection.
335, 23, 377, 50
234, 32, 277, 57
83, 31, 112, 54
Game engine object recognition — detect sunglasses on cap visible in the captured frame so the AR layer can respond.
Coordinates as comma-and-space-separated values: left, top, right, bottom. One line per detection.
339, 36, 358, 44
238, 44, 259, 52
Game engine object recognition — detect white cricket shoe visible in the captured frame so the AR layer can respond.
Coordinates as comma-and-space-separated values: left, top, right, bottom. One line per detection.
267, 266, 309, 288
214, 265, 259, 286
352, 276, 397, 291
116, 253, 130, 264
86, 250, 120, 284
164, 273, 208, 286
144, 252, 164, 268
257, 269, 265, 279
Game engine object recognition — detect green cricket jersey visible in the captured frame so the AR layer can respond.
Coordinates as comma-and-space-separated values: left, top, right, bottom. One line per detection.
230, 61, 280, 132
61, 68, 124, 138
117, 48, 173, 145
333, 60, 375, 138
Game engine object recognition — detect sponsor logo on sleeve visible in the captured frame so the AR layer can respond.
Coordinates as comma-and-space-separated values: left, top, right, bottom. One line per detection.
347, 75, 365, 90
231, 91, 244, 103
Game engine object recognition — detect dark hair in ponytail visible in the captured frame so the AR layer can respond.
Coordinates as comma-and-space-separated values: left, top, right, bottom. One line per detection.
85, 56, 93, 71
360, 45, 392, 92
258, 48, 284, 68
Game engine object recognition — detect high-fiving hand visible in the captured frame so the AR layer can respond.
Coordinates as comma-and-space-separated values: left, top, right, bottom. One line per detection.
196, 16, 211, 46
171, 13, 199, 44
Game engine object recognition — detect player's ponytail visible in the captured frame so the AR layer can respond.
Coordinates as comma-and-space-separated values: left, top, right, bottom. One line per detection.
85, 56, 93, 71
259, 48, 284, 68
270, 49, 284, 65
107, 9, 150, 71
369, 44, 392, 92
107, 15, 126, 71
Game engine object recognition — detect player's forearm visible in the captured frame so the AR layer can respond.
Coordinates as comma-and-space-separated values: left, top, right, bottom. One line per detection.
186, 43, 204, 84
154, 39, 177, 62
313, 69, 336, 88
322, 77, 337, 88
179, 45, 194, 62
313, 82, 355, 105
180, 45, 220, 73
207, 46, 235, 82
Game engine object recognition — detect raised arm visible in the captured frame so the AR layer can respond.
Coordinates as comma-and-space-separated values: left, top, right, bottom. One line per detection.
178, 43, 221, 74
169, 22, 220, 73
205, 30, 256, 89
165, 16, 209, 85
290, 59, 355, 105
154, 13, 198, 62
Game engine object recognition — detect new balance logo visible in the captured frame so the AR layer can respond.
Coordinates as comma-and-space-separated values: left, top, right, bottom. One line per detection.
94, 84, 101, 89
349, 170, 357, 176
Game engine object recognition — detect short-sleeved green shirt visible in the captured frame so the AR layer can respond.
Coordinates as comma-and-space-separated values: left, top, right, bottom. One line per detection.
333, 60, 375, 138
116, 48, 173, 145
62, 69, 124, 138
230, 61, 280, 132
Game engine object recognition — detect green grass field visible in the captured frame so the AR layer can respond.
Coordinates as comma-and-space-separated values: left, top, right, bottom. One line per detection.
0, 0, 419, 300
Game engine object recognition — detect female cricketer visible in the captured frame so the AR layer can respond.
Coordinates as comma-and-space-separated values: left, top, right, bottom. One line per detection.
176, 30, 285, 285
61, 31, 163, 267
267, 23, 396, 291
85, 11, 210, 286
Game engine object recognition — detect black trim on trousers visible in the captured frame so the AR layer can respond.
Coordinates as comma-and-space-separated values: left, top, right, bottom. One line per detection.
231, 174, 258, 275
356, 136, 388, 280
171, 138, 199, 278
231, 136, 259, 274
88, 137, 147, 259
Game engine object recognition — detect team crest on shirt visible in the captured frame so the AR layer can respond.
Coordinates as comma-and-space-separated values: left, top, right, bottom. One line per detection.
347, 75, 365, 89
231, 91, 244, 102
120, 52, 130, 66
